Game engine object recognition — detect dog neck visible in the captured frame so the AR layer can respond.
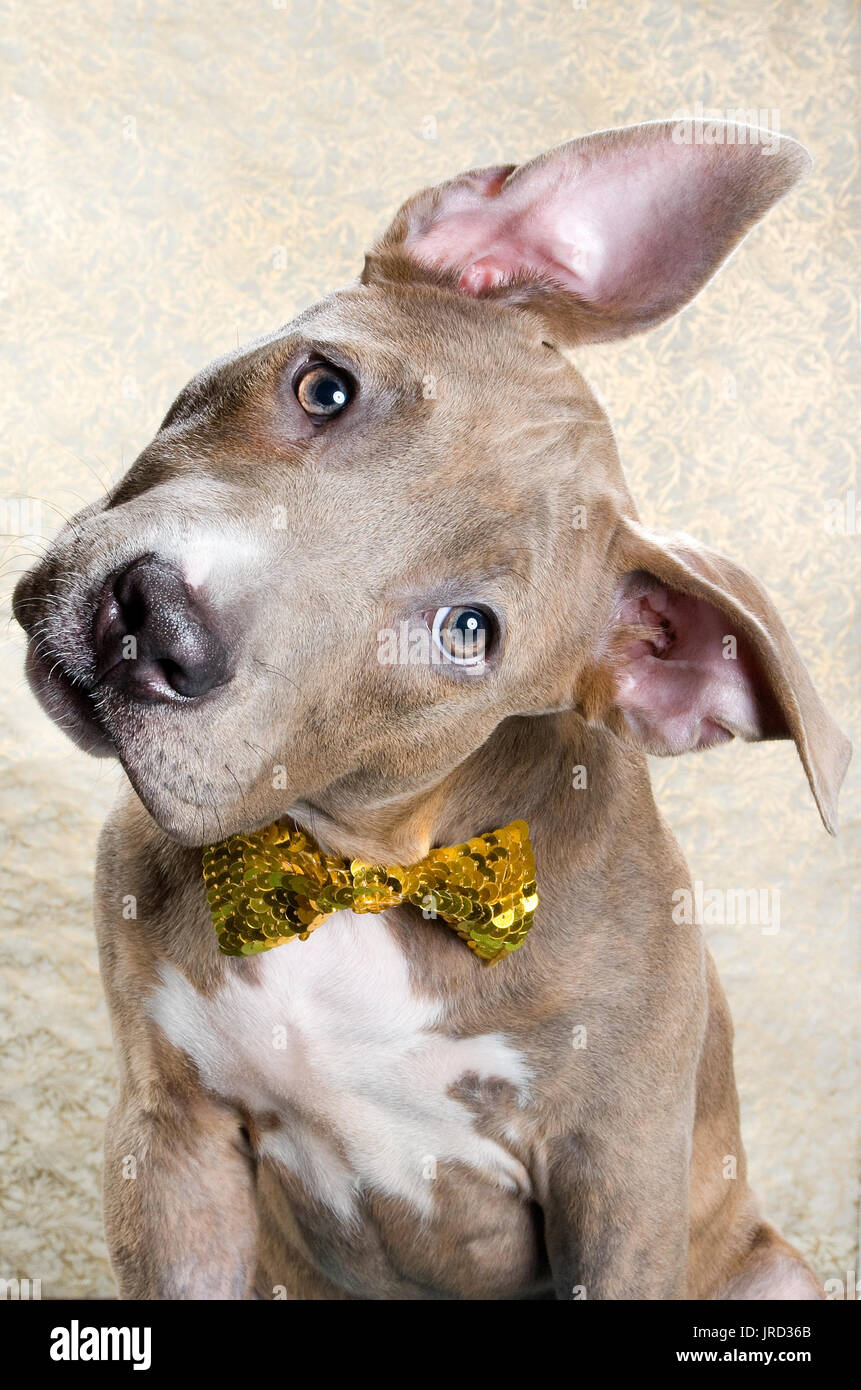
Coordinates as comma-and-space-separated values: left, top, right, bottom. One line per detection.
288, 712, 644, 870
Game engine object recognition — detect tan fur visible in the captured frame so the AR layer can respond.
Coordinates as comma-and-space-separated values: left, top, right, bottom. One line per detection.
13, 121, 849, 1300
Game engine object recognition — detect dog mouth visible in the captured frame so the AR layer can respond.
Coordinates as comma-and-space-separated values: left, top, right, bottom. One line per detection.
19, 619, 236, 843
21, 630, 116, 757
14, 542, 236, 757
13, 565, 271, 845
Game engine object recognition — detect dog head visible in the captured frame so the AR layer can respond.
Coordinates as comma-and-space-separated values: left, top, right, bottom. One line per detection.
13, 120, 849, 846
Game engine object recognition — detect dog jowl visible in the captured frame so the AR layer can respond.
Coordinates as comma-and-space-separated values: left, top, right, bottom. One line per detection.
14, 121, 850, 1300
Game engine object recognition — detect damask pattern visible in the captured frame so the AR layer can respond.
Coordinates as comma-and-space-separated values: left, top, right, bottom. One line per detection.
0, 0, 857, 1295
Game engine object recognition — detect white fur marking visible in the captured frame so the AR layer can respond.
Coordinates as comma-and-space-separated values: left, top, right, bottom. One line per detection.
148, 912, 533, 1219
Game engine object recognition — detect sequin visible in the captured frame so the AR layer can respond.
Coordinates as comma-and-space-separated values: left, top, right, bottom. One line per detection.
202, 818, 538, 964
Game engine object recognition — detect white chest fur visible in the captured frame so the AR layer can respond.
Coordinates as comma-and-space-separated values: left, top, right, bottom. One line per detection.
148, 912, 533, 1220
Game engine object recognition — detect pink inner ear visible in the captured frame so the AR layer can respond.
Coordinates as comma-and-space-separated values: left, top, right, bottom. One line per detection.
407, 140, 730, 313
613, 586, 775, 754
397, 125, 809, 340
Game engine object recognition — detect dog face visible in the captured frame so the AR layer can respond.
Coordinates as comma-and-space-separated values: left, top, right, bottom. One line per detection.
13, 121, 848, 845
14, 286, 622, 843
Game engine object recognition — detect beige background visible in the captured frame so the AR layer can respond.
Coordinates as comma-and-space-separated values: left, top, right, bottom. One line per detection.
1, 0, 858, 1297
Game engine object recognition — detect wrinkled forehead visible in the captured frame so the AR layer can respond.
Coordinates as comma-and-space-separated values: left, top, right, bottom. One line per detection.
96, 278, 627, 638
288, 280, 555, 373
139, 281, 618, 586
165, 280, 574, 430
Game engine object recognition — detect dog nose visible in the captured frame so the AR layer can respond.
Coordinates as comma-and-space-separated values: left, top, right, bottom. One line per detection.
94, 556, 233, 701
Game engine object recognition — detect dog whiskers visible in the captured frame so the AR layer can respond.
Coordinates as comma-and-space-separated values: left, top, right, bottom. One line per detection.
253, 657, 300, 691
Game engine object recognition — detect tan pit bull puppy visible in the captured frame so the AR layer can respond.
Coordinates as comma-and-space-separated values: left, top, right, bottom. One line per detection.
13, 120, 850, 1300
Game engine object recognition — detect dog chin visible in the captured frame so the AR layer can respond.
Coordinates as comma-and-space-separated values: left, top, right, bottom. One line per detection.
119, 762, 280, 849
119, 769, 219, 846
24, 645, 116, 758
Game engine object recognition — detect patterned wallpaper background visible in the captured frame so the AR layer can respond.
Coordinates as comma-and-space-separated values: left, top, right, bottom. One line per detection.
1, 0, 858, 1296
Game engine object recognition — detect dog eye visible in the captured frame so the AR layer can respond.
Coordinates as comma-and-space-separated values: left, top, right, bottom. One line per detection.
295, 364, 352, 418
431, 607, 494, 666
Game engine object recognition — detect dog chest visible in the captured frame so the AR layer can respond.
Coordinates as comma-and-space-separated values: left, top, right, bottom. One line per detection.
148, 911, 534, 1220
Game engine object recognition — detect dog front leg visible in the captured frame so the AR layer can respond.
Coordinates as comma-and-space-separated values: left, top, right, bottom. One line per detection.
539, 1128, 692, 1301
103, 1087, 258, 1299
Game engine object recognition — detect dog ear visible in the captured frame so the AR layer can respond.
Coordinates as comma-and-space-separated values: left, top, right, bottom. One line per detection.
363, 120, 811, 344
578, 518, 850, 833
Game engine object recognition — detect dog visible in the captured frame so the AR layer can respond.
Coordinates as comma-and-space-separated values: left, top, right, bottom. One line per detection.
13, 119, 850, 1300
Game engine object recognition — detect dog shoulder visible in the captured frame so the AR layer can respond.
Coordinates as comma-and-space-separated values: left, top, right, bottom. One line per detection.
95, 782, 225, 990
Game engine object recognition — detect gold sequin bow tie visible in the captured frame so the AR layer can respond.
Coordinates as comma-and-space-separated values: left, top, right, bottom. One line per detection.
202, 818, 538, 964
